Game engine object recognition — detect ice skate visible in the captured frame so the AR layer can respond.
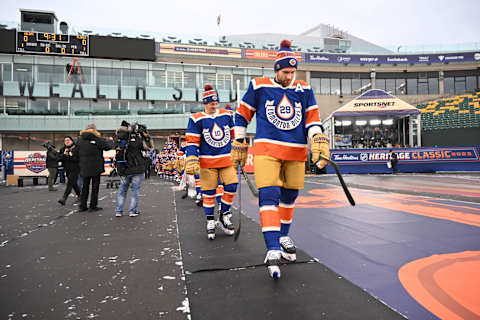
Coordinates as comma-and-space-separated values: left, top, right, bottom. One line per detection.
206, 219, 216, 240
217, 210, 235, 235
195, 193, 202, 206
280, 236, 297, 262
264, 250, 282, 279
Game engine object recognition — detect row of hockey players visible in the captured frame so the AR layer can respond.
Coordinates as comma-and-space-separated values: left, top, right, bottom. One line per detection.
185, 40, 330, 279
154, 142, 186, 183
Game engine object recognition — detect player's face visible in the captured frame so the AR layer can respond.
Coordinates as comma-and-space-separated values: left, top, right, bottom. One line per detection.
204, 101, 218, 115
276, 67, 296, 87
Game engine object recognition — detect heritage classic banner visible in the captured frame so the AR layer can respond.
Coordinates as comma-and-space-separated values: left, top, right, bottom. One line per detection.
327, 146, 480, 174
304, 52, 480, 64
13, 151, 48, 177
13, 150, 116, 177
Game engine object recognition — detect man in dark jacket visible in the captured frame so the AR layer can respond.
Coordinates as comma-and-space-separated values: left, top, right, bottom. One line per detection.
2, 153, 14, 183
114, 122, 153, 217
46, 143, 59, 191
77, 124, 114, 212
389, 149, 399, 174
58, 136, 81, 205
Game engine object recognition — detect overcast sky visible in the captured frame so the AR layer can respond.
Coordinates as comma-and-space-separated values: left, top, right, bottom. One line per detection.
2, 0, 479, 48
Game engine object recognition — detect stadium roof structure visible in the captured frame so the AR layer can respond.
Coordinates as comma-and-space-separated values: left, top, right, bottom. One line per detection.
332, 89, 421, 117
226, 23, 392, 54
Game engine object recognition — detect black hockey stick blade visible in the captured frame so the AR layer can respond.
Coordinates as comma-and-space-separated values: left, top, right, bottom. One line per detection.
318, 155, 356, 206
240, 166, 259, 198
234, 164, 242, 241
181, 173, 188, 199
181, 187, 188, 199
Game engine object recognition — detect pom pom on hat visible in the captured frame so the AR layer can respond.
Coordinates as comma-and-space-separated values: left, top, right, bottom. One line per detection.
280, 40, 291, 49
274, 39, 298, 71
202, 83, 218, 104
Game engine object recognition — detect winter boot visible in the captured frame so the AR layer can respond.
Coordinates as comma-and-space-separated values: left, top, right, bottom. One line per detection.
58, 196, 67, 206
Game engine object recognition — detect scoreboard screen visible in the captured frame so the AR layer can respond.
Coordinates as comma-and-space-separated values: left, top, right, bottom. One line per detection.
16, 31, 89, 56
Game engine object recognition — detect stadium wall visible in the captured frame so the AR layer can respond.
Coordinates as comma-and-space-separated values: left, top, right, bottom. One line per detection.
421, 127, 480, 147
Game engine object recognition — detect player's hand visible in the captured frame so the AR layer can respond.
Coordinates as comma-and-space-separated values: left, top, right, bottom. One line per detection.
185, 156, 200, 175
310, 133, 330, 169
231, 140, 249, 169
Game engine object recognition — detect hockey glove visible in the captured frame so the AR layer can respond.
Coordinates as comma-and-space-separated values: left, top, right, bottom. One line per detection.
231, 140, 249, 169
185, 156, 200, 175
310, 133, 330, 169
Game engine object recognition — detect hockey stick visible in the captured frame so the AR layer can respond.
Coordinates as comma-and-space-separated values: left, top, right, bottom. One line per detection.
317, 154, 355, 206
240, 166, 259, 198
181, 180, 188, 199
234, 163, 242, 241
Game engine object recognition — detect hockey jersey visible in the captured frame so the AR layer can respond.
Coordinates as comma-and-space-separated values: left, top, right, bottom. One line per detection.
178, 141, 186, 158
235, 77, 322, 161
186, 108, 235, 168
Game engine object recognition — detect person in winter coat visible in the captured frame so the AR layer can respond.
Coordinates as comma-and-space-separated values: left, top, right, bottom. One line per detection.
57, 136, 81, 205
2, 153, 14, 183
114, 122, 153, 217
46, 144, 59, 191
76, 124, 114, 212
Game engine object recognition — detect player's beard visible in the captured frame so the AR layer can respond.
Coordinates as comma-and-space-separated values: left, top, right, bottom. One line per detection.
275, 75, 292, 87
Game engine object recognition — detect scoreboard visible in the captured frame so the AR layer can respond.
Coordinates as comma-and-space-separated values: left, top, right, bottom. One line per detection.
16, 31, 89, 56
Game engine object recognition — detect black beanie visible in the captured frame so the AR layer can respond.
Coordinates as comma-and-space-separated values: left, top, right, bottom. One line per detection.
65, 136, 75, 144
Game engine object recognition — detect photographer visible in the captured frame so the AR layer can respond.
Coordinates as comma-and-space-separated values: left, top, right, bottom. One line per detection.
57, 136, 81, 205
77, 123, 114, 212
114, 121, 153, 217
44, 141, 59, 191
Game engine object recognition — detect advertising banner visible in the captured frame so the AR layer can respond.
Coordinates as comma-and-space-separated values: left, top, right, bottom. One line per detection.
326, 146, 480, 174
244, 49, 302, 61
158, 43, 242, 59
304, 52, 480, 65
13, 150, 116, 177
14, 151, 48, 177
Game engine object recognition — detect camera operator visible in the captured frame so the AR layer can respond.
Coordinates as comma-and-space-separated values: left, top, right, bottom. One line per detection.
77, 123, 114, 212
114, 121, 153, 217
57, 136, 81, 205
44, 141, 59, 191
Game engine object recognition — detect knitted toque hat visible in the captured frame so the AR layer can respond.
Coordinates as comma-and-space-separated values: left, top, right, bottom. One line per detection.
274, 40, 298, 71
202, 84, 219, 104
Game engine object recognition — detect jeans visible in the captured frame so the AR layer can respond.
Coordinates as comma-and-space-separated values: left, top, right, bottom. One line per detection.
115, 173, 144, 214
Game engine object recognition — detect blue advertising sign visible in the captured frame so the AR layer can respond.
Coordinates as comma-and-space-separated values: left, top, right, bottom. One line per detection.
304, 52, 480, 65
326, 146, 480, 174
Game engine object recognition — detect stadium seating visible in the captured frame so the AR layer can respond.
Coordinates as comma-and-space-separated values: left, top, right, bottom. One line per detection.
73, 110, 131, 116
7, 109, 67, 116
417, 92, 480, 131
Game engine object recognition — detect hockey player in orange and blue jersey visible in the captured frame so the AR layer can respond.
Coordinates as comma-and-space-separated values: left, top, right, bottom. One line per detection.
232, 40, 330, 279
185, 84, 238, 240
